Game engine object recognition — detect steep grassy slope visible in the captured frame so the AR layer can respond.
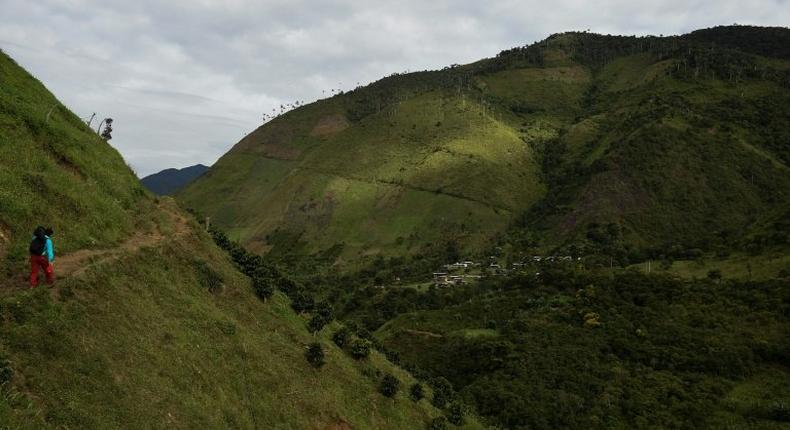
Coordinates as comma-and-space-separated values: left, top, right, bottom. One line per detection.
179, 26, 790, 268
0, 50, 147, 261
0, 49, 482, 429
1, 210, 478, 429
181, 88, 545, 261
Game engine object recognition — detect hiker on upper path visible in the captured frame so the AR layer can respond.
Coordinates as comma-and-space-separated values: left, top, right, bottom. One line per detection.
29, 226, 55, 288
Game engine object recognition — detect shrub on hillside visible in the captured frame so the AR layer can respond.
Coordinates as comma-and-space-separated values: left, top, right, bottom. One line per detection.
194, 261, 223, 293
252, 276, 274, 301
290, 290, 315, 313
332, 327, 351, 348
315, 301, 334, 321
350, 339, 372, 359
427, 416, 448, 430
308, 315, 329, 334
0, 355, 12, 385
430, 377, 454, 409
276, 277, 298, 296
410, 382, 424, 401
305, 342, 325, 368
383, 347, 401, 365
447, 402, 466, 426
379, 373, 400, 397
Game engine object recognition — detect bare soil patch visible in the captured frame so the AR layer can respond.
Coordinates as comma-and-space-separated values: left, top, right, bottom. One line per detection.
324, 420, 353, 430
310, 114, 349, 137
404, 329, 444, 338
0, 221, 9, 260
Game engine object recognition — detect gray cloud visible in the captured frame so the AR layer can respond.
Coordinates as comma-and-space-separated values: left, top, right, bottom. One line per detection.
1, 0, 788, 176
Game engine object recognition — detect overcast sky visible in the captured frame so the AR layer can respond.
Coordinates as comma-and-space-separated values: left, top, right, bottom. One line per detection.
1, 0, 788, 176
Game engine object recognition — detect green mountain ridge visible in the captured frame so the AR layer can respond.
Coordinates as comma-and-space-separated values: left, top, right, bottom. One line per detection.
0, 49, 479, 429
141, 164, 210, 196
179, 25, 790, 270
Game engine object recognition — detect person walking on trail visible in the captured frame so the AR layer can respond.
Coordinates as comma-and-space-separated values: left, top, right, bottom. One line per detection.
29, 226, 55, 288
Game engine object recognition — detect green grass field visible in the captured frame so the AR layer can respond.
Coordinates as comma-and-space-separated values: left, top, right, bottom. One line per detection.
627, 251, 790, 281
180, 88, 546, 262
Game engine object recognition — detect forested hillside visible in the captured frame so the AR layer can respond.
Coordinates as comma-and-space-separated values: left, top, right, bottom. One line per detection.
372, 268, 789, 429
0, 49, 479, 429
179, 25, 790, 274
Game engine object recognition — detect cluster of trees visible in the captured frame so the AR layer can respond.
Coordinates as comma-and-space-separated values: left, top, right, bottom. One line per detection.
209, 228, 281, 301
261, 100, 306, 124
209, 228, 336, 335
271, 225, 787, 427
373, 368, 468, 426
375, 269, 789, 429
684, 25, 790, 60
486, 25, 790, 83
669, 46, 790, 86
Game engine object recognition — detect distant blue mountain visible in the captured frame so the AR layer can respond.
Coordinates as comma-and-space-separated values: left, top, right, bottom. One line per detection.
140, 164, 209, 195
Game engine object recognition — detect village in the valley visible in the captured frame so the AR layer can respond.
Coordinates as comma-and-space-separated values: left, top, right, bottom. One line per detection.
430, 255, 580, 287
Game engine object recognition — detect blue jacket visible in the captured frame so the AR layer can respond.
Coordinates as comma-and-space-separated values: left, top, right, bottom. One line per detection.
45, 236, 54, 262
32, 235, 55, 262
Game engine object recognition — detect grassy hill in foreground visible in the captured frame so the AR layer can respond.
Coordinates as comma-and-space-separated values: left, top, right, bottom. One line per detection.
179, 26, 790, 270
0, 49, 479, 429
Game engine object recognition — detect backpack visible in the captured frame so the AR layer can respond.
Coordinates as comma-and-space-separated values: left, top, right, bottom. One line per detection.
29, 227, 46, 256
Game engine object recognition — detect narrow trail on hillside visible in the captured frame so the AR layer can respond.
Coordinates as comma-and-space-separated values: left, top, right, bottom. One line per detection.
0, 201, 192, 294
56, 203, 192, 279
404, 329, 444, 338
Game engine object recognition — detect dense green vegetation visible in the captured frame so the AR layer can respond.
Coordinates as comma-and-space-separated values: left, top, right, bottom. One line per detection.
0, 48, 483, 429
371, 268, 789, 429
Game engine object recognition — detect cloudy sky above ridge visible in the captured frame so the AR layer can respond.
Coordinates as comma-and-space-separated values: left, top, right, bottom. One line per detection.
1, 0, 788, 176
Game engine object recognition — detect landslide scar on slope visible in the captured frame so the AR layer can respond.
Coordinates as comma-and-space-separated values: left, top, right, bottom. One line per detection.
310, 113, 349, 137
238, 122, 302, 159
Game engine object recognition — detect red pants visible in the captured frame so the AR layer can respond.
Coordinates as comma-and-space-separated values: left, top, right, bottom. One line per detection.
29, 255, 54, 287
